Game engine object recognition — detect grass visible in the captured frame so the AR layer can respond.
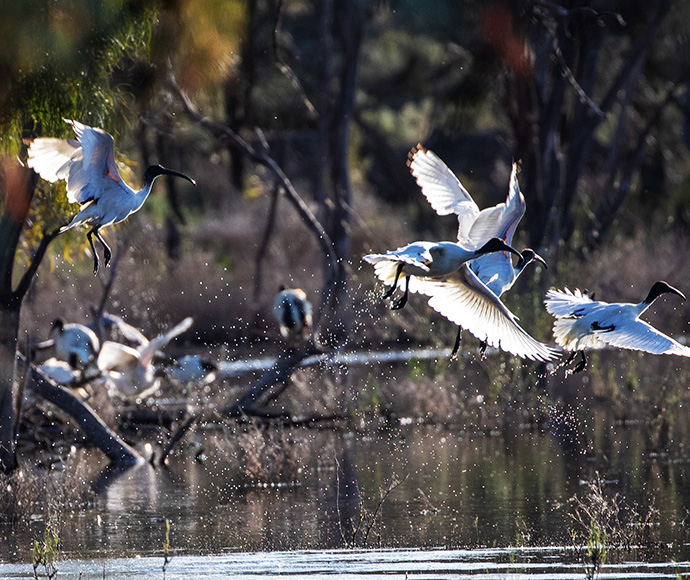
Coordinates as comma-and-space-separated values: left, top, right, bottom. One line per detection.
568, 472, 661, 578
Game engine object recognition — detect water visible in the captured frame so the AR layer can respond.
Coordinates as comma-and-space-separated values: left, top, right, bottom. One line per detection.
3, 347, 690, 578
3, 547, 690, 579
2, 411, 690, 577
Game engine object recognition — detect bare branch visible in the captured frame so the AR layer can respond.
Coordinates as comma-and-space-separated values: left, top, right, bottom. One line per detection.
13, 225, 63, 302
167, 76, 339, 278
272, 0, 317, 119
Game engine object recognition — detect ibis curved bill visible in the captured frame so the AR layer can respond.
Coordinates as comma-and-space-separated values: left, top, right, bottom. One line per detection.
544, 281, 690, 372
273, 287, 313, 342
26, 119, 196, 275
364, 237, 521, 310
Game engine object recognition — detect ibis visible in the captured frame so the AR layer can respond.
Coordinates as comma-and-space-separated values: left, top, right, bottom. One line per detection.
544, 281, 690, 372
97, 317, 193, 397
364, 237, 521, 310
26, 119, 196, 275
40, 318, 100, 370
408, 147, 549, 356
273, 287, 313, 341
166, 354, 218, 385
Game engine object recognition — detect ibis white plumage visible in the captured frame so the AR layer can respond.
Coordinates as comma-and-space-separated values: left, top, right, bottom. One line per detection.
26, 119, 196, 275
364, 237, 521, 310
48, 318, 100, 369
408, 149, 548, 355
544, 281, 690, 372
414, 265, 560, 362
273, 287, 313, 341
97, 317, 193, 397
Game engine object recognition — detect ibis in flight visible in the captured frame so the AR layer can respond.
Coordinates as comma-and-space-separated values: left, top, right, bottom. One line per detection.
544, 281, 690, 373
97, 317, 193, 398
408, 147, 547, 355
26, 119, 196, 275
364, 236, 558, 361
273, 286, 314, 342
364, 237, 521, 310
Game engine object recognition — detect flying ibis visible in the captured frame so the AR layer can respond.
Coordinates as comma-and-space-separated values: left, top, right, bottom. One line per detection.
26, 119, 196, 274
544, 281, 690, 373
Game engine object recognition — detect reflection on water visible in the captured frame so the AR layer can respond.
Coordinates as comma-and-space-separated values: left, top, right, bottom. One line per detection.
3, 401, 690, 569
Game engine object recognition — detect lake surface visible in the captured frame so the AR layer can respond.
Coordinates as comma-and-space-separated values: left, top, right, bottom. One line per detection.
2, 396, 690, 578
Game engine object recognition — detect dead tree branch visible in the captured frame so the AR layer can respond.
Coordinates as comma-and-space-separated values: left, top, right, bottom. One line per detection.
31, 368, 144, 466
167, 76, 338, 280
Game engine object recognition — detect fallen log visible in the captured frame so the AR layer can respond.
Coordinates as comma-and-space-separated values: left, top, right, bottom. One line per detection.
30, 367, 144, 466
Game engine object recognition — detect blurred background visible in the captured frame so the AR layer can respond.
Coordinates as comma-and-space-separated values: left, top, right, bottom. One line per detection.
1, 0, 687, 351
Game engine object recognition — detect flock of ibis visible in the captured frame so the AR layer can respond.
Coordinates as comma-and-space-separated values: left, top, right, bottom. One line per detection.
23, 120, 690, 396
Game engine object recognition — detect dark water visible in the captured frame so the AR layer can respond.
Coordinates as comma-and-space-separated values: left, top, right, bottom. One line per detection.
2, 399, 690, 577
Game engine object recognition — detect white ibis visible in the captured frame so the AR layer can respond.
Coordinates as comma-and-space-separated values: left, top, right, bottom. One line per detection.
97, 317, 193, 397
35, 357, 83, 386
166, 355, 218, 384
413, 265, 560, 362
408, 147, 548, 356
544, 281, 690, 372
364, 237, 521, 310
26, 119, 196, 275
273, 287, 313, 341
48, 318, 100, 369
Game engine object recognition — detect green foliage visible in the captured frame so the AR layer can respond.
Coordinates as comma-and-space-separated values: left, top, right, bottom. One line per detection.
585, 519, 608, 580
31, 523, 59, 580
0, 1, 158, 152
162, 518, 171, 578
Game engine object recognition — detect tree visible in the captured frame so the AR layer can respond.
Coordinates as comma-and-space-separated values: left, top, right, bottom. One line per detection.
0, 1, 156, 473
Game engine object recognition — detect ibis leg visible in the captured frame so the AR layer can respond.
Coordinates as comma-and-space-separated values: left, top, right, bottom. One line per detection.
564, 350, 588, 376
94, 228, 112, 267
86, 227, 100, 275
479, 340, 488, 360
572, 351, 587, 374
450, 326, 462, 359
382, 263, 404, 300
391, 275, 409, 310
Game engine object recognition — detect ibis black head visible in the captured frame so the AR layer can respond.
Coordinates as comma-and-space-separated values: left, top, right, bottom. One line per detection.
516, 248, 548, 270
477, 237, 521, 259
50, 318, 65, 334
144, 164, 196, 186
643, 281, 686, 305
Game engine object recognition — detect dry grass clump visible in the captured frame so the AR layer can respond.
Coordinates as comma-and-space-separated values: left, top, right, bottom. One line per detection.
0, 449, 95, 527
205, 422, 328, 485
